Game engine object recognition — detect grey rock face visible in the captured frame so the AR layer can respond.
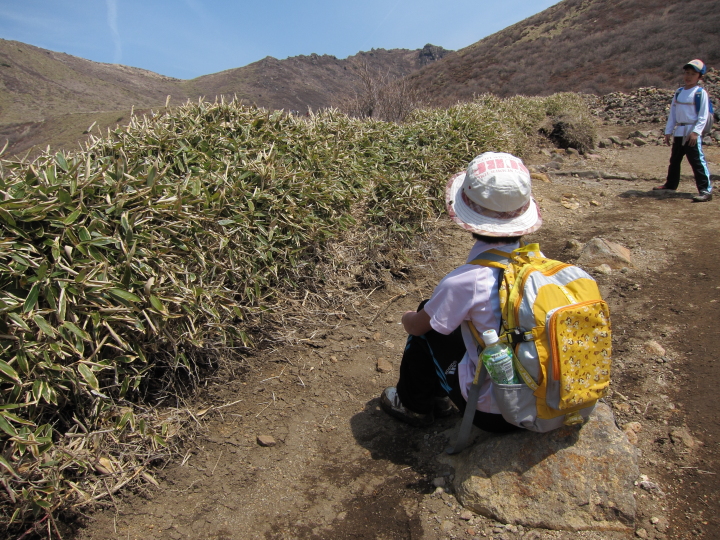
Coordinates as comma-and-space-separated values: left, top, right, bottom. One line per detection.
449, 403, 638, 532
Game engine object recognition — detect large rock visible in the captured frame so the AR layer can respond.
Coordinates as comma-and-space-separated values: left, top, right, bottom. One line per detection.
446, 403, 638, 532
576, 238, 633, 269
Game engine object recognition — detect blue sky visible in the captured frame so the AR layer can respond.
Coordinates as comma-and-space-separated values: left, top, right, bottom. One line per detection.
0, 1, 560, 80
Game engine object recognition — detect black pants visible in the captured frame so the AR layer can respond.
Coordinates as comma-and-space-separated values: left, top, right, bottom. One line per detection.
666, 136, 712, 193
395, 302, 518, 433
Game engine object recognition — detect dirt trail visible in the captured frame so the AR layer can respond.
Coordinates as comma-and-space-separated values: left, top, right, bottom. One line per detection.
73, 127, 720, 540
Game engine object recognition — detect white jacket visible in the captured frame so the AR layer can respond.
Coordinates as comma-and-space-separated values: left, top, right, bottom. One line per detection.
665, 85, 710, 138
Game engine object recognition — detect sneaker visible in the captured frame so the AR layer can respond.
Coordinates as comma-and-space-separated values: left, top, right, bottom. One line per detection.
652, 184, 674, 191
692, 192, 713, 202
434, 396, 457, 418
380, 387, 433, 427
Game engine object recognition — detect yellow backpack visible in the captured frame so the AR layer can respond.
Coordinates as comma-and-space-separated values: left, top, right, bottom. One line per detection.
470, 243, 612, 431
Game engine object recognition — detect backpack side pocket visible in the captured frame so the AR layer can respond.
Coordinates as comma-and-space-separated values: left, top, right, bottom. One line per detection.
546, 300, 611, 410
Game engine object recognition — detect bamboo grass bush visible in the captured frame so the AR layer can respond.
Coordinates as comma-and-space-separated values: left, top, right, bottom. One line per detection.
0, 92, 592, 531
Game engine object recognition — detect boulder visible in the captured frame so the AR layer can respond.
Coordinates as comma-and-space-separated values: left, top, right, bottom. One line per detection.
597, 139, 613, 148
447, 404, 638, 532
576, 238, 633, 269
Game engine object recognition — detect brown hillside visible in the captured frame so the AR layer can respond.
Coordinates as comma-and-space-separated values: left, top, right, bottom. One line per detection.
0, 39, 184, 125
187, 46, 451, 112
407, 0, 720, 105
0, 39, 448, 156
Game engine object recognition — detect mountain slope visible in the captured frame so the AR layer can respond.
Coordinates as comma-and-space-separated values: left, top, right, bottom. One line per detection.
0, 39, 449, 155
407, 0, 720, 106
0, 39, 449, 126
0, 39, 184, 125
187, 46, 450, 112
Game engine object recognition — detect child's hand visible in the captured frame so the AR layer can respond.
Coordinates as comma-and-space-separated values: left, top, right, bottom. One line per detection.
687, 132, 699, 147
664, 134, 672, 146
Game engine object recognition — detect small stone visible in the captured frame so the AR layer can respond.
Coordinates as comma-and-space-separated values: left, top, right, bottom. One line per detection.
652, 516, 670, 532
329, 355, 338, 363
565, 239, 583, 251
441, 520, 454, 532
594, 264, 612, 275
372, 332, 382, 341
561, 199, 581, 210
433, 486, 444, 495
635, 527, 648, 539
376, 358, 393, 373
577, 237, 633, 269
638, 480, 665, 496
432, 477, 446, 488
644, 340, 666, 356
590, 200, 600, 206
459, 510, 473, 521
466, 527, 476, 536
623, 422, 641, 445
257, 435, 276, 447
670, 427, 696, 448
530, 172, 551, 183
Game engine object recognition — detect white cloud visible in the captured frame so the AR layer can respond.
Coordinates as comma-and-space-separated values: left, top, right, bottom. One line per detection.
106, 0, 122, 63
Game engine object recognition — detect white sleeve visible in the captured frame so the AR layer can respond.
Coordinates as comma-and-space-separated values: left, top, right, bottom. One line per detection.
423, 266, 492, 335
665, 95, 677, 136
693, 89, 710, 135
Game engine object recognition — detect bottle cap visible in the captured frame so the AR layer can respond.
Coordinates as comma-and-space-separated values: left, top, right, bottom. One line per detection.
482, 329, 499, 345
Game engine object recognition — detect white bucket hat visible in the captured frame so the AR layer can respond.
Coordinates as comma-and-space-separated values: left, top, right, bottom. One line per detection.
446, 152, 542, 236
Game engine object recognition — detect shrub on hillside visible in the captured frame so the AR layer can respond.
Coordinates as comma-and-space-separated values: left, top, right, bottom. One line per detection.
540, 93, 597, 152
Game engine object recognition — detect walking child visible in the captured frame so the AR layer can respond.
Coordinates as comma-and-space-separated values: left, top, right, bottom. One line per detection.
654, 59, 713, 202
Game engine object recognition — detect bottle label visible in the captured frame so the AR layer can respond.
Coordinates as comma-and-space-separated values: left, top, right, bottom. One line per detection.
482, 348, 516, 384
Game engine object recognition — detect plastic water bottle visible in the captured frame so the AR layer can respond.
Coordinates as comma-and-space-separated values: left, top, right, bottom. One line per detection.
480, 329, 520, 384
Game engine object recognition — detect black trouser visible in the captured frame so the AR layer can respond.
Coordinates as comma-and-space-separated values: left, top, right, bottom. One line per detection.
666, 136, 712, 193
395, 302, 518, 433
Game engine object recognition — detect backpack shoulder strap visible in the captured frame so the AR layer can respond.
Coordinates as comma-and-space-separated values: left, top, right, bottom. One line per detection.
694, 88, 714, 113
469, 242, 541, 268
469, 249, 511, 269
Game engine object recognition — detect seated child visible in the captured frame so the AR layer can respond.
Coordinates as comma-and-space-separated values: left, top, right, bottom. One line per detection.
381, 152, 542, 432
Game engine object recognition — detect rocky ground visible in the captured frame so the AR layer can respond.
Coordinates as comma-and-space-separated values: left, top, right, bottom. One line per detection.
62, 122, 720, 540
585, 67, 720, 131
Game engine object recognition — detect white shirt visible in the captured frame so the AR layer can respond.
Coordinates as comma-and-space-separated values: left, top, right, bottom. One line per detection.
665, 86, 710, 138
423, 239, 519, 413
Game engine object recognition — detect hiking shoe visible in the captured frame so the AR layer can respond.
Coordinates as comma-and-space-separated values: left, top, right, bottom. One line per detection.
692, 192, 713, 202
434, 396, 457, 418
380, 387, 433, 427
652, 184, 674, 191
